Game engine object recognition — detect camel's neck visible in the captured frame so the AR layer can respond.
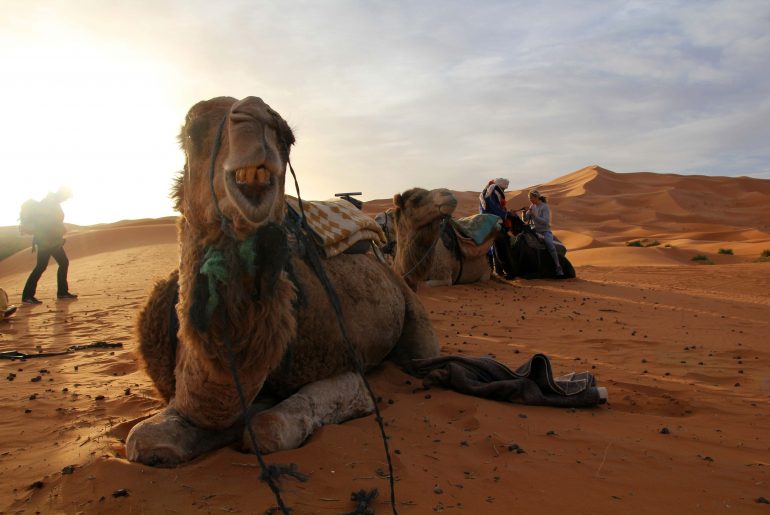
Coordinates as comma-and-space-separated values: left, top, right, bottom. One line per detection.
394, 219, 442, 289
176, 221, 298, 384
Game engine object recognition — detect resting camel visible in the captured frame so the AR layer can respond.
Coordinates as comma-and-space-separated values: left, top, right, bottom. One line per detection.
505, 214, 576, 279
126, 96, 439, 466
390, 188, 496, 291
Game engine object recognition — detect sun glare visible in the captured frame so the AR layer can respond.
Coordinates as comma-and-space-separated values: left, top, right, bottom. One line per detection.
0, 23, 184, 227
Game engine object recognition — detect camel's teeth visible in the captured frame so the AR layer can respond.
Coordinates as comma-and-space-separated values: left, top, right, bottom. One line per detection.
256, 168, 270, 185
243, 166, 258, 184
235, 166, 270, 186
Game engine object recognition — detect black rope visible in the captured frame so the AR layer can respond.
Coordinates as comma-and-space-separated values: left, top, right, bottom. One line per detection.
208, 116, 235, 238
286, 159, 400, 515
222, 331, 293, 515
400, 217, 448, 280
343, 489, 379, 515
205, 114, 293, 515
203, 108, 398, 514
0, 341, 123, 360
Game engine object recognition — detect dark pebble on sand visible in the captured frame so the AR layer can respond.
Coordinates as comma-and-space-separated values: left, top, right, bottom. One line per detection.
29, 393, 37, 400
95, 395, 105, 401
29, 481, 44, 489
424, 394, 432, 399
30, 376, 41, 382
660, 427, 670, 434
518, 413, 527, 419
6, 373, 15, 381
546, 430, 558, 436
756, 497, 769, 504
112, 489, 129, 498
62, 465, 75, 475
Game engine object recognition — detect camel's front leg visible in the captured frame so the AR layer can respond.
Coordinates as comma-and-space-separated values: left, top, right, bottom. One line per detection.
126, 403, 244, 466
244, 372, 374, 453
126, 340, 271, 466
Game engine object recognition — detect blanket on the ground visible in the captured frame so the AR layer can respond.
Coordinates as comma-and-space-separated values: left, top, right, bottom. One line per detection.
286, 197, 385, 258
409, 353, 605, 407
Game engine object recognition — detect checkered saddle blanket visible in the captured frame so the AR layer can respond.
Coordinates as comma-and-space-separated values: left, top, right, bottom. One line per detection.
286, 196, 386, 258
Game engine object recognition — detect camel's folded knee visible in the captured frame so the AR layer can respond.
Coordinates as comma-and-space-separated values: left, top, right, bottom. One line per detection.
126, 404, 242, 467
244, 372, 374, 454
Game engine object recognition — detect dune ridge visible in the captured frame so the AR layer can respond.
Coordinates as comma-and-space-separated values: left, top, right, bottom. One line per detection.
394, 165, 770, 265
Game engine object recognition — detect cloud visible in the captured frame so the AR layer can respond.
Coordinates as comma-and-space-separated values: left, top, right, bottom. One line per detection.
1, 0, 769, 225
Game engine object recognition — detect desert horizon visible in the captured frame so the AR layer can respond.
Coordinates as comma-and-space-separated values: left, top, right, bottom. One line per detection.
1, 165, 769, 513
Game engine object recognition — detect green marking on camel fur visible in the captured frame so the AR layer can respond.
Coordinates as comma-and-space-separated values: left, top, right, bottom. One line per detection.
198, 233, 260, 325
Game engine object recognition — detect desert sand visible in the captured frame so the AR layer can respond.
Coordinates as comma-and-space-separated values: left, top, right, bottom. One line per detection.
1, 166, 769, 514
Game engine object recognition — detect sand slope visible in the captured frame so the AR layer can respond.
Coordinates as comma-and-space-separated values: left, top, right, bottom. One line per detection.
1, 168, 769, 513
366, 166, 770, 265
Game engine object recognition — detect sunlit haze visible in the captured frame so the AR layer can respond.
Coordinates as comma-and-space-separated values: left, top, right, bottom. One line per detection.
2, 0, 769, 226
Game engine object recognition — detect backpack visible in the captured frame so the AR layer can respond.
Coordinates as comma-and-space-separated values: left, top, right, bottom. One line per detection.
19, 199, 40, 235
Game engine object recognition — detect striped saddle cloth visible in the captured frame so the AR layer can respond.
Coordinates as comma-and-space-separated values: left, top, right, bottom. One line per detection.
286, 196, 385, 258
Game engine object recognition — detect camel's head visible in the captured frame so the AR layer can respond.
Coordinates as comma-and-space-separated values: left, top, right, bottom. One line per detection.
392, 188, 457, 234
174, 96, 295, 238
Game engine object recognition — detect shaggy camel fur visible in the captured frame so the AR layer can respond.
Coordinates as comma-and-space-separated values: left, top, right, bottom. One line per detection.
126, 96, 439, 466
391, 188, 493, 290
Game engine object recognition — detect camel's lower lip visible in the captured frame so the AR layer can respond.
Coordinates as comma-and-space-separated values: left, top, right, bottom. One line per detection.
224, 168, 277, 224
439, 203, 457, 215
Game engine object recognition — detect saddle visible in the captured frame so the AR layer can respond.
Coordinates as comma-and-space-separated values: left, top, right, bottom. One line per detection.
286, 197, 385, 258
519, 232, 567, 256
441, 214, 500, 259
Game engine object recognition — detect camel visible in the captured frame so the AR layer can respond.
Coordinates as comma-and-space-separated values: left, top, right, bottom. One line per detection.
390, 188, 496, 291
126, 96, 439, 466
505, 214, 576, 279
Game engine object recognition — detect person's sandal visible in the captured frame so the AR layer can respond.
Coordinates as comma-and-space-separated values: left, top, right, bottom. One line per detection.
57, 292, 78, 300
22, 297, 42, 305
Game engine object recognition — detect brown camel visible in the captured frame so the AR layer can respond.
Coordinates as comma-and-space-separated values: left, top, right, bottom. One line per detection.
126, 96, 439, 466
390, 188, 494, 291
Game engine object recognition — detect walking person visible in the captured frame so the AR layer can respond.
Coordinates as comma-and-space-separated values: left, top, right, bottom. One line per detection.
20, 187, 78, 304
524, 189, 564, 276
479, 178, 515, 278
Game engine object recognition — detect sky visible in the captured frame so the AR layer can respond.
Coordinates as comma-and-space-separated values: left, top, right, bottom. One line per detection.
1, 0, 769, 226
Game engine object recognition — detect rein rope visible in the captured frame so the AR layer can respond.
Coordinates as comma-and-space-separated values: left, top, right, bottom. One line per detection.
400, 217, 448, 280
285, 159, 400, 515
203, 114, 397, 514
206, 116, 292, 515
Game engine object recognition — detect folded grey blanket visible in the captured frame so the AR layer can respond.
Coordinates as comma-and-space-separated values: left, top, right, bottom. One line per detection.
409, 353, 606, 408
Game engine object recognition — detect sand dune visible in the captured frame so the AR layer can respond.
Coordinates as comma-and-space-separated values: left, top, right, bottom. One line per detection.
364, 165, 770, 266
1, 167, 769, 513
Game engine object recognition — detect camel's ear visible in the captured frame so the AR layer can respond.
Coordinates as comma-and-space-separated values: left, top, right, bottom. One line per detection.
393, 193, 403, 208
